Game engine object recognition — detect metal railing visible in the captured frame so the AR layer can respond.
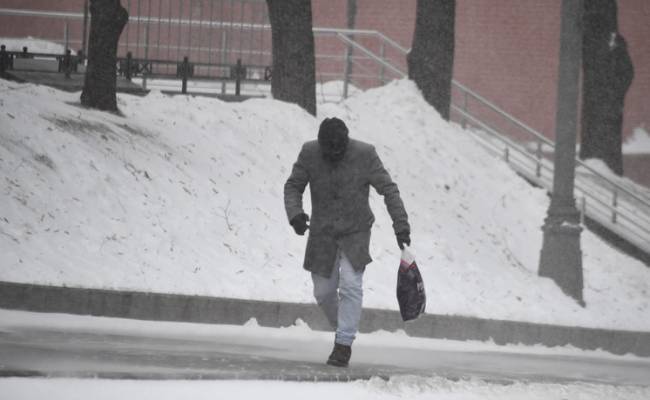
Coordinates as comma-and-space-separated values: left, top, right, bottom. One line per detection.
0, 6, 405, 94
325, 28, 650, 253
450, 88, 650, 254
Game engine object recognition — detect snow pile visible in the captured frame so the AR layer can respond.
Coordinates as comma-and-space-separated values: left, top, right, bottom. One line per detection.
623, 127, 650, 154
577, 159, 650, 200
0, 36, 73, 54
3, 309, 645, 362
1, 377, 649, 400
2, 309, 649, 397
0, 78, 648, 330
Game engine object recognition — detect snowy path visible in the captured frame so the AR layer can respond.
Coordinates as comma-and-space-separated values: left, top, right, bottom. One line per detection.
0, 310, 648, 387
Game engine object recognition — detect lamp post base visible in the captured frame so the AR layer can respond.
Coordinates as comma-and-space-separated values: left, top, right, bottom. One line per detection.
539, 207, 585, 307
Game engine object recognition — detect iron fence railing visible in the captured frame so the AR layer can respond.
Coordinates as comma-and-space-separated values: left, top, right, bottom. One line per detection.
0, 5, 403, 92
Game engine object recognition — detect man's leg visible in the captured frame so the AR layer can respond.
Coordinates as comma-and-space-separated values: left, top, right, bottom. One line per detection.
311, 263, 340, 330
325, 250, 363, 367
334, 250, 364, 346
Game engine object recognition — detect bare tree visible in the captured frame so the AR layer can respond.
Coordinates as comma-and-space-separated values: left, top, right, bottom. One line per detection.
407, 0, 455, 120
343, 0, 357, 97
266, 0, 316, 116
80, 0, 128, 112
580, 0, 633, 175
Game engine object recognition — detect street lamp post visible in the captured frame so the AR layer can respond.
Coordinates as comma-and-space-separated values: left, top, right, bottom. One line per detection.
82, 0, 89, 58
539, 0, 585, 306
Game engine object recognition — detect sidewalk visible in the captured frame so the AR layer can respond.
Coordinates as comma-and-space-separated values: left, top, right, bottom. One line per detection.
0, 281, 648, 357
2, 308, 649, 386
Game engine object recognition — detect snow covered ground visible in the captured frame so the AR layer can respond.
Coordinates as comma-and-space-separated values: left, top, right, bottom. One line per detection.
1, 309, 649, 399
4, 308, 645, 362
2, 375, 649, 400
0, 77, 649, 331
623, 127, 650, 155
128, 78, 360, 105
0, 37, 72, 54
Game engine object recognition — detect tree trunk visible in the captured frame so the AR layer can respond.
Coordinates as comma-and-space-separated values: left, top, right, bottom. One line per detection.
266, 0, 316, 116
80, 0, 128, 112
580, 0, 633, 175
407, 0, 455, 120
343, 0, 357, 97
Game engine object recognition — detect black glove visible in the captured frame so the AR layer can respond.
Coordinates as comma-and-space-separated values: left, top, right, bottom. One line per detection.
396, 231, 411, 250
290, 213, 310, 235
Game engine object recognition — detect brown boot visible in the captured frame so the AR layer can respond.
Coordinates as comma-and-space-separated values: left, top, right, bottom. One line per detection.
326, 342, 351, 367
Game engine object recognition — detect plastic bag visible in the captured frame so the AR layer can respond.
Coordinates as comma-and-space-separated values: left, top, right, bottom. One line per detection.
396, 247, 426, 321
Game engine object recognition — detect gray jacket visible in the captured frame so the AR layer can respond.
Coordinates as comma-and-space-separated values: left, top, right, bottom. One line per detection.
284, 138, 410, 277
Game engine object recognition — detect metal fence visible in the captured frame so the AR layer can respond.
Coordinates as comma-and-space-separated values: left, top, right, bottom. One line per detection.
0, 2, 403, 94
0, 1, 270, 77
119, 0, 270, 76
449, 83, 650, 255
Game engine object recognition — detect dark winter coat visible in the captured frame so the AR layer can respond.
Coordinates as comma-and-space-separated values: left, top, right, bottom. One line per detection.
284, 138, 410, 278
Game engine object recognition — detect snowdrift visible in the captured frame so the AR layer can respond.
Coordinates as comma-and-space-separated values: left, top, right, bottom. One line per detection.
0, 79, 648, 330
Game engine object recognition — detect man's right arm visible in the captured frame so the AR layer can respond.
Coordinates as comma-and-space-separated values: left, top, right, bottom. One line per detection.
284, 145, 310, 223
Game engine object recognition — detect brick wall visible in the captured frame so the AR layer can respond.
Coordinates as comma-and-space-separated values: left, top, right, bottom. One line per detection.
452, 1, 560, 142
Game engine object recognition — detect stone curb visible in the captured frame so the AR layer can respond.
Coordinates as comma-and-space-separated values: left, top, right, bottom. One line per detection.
1, 281, 648, 357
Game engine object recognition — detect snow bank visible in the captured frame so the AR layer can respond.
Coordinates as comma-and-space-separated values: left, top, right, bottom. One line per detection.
2, 309, 649, 398
623, 127, 650, 155
1, 376, 649, 400
0, 79, 648, 331
0, 37, 72, 54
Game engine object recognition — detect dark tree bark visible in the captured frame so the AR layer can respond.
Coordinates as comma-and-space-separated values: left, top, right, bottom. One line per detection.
580, 0, 634, 175
344, 0, 357, 86
80, 0, 128, 112
408, 0, 455, 120
266, 0, 316, 116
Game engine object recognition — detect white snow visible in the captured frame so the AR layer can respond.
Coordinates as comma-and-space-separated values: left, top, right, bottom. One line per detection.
0, 376, 650, 400
1, 309, 649, 399
0, 77, 649, 332
623, 127, 650, 155
2, 376, 649, 400
4, 308, 646, 362
577, 158, 650, 200
0, 36, 73, 54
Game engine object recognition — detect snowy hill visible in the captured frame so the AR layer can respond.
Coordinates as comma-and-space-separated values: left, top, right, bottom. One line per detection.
0, 78, 648, 331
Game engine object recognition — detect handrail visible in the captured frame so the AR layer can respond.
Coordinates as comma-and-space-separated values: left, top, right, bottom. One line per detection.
453, 105, 650, 248
331, 24, 650, 216
375, 32, 410, 54
313, 27, 410, 54
451, 82, 650, 208
374, 32, 650, 209
452, 80, 555, 147
334, 33, 406, 78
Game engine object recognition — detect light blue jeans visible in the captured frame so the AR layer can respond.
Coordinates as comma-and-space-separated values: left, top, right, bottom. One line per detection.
311, 249, 364, 346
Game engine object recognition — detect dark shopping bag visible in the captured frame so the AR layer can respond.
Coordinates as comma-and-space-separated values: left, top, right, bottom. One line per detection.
396, 247, 426, 321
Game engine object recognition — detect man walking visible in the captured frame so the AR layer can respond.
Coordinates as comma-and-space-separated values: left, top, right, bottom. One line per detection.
284, 117, 410, 367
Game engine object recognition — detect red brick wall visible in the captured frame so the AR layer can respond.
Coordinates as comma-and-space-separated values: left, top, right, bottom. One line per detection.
453, 1, 561, 140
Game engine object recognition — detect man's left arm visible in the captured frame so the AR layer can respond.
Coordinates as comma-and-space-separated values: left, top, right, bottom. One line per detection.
367, 146, 410, 245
